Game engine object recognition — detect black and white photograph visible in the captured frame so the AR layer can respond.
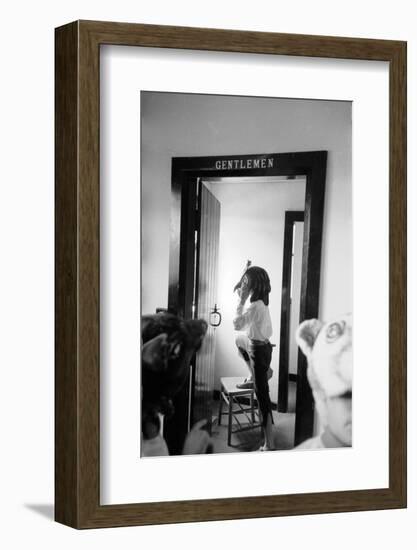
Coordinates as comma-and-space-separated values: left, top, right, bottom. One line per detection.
140, 91, 352, 458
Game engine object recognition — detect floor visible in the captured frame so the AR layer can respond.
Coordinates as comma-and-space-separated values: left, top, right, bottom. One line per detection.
211, 381, 297, 454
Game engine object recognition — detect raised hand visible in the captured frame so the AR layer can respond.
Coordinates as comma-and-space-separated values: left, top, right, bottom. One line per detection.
233, 259, 252, 293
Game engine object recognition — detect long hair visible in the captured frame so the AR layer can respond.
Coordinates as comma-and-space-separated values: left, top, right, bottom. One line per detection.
245, 266, 271, 306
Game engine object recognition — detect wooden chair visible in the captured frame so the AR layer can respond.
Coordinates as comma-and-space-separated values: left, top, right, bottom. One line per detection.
218, 377, 262, 446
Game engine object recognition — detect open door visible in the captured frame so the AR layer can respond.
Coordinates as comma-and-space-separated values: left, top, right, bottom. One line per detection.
164, 178, 220, 453
191, 181, 221, 431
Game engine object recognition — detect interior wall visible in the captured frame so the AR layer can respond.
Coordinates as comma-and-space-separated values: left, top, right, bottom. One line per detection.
141, 92, 352, 325
204, 179, 305, 398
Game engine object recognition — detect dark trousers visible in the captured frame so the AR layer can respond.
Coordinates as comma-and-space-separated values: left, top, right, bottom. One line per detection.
238, 341, 272, 428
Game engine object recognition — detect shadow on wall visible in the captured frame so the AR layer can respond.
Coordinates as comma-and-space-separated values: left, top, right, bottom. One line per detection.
24, 504, 54, 521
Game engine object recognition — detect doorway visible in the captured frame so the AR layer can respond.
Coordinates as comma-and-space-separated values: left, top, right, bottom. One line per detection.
278, 211, 305, 413
166, 151, 327, 454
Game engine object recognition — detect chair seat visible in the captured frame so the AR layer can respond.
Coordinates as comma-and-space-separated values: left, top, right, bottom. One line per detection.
220, 376, 256, 396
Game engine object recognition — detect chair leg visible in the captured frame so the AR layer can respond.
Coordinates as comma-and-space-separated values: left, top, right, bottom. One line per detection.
250, 392, 255, 424
228, 396, 233, 446
218, 392, 224, 425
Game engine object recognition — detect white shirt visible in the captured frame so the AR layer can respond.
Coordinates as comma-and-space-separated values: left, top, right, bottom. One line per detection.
141, 434, 169, 457
233, 299, 272, 341
295, 436, 325, 450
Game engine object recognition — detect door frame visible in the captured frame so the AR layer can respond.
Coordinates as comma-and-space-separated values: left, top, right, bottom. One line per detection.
168, 151, 327, 447
277, 211, 305, 413
189, 180, 221, 432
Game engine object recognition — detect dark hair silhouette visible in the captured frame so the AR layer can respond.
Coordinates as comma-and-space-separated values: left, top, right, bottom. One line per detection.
234, 266, 271, 306
246, 266, 271, 305
141, 313, 207, 440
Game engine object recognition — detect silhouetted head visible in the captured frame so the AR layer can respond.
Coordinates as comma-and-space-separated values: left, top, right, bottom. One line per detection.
141, 313, 207, 439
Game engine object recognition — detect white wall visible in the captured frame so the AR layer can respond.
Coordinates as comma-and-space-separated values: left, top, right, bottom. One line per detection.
142, 91, 352, 326
1, 1, 416, 549
205, 179, 305, 399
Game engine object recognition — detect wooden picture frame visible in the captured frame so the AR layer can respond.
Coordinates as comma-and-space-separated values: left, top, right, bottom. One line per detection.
55, 20, 406, 529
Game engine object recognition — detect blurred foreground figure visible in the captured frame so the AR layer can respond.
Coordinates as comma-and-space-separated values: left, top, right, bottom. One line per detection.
295, 313, 352, 449
141, 313, 212, 456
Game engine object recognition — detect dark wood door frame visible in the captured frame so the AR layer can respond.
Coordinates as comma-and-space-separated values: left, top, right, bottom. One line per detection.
278, 211, 305, 413
168, 151, 327, 448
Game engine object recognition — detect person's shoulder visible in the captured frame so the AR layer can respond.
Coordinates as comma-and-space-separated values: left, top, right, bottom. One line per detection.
141, 434, 169, 457
246, 300, 260, 313
248, 300, 267, 318
295, 436, 324, 450
252, 300, 266, 310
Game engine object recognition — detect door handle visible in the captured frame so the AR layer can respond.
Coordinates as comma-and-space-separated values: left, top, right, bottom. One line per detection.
210, 304, 222, 327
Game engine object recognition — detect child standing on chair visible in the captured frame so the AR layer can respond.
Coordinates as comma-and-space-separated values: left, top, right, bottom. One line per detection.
233, 266, 275, 451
